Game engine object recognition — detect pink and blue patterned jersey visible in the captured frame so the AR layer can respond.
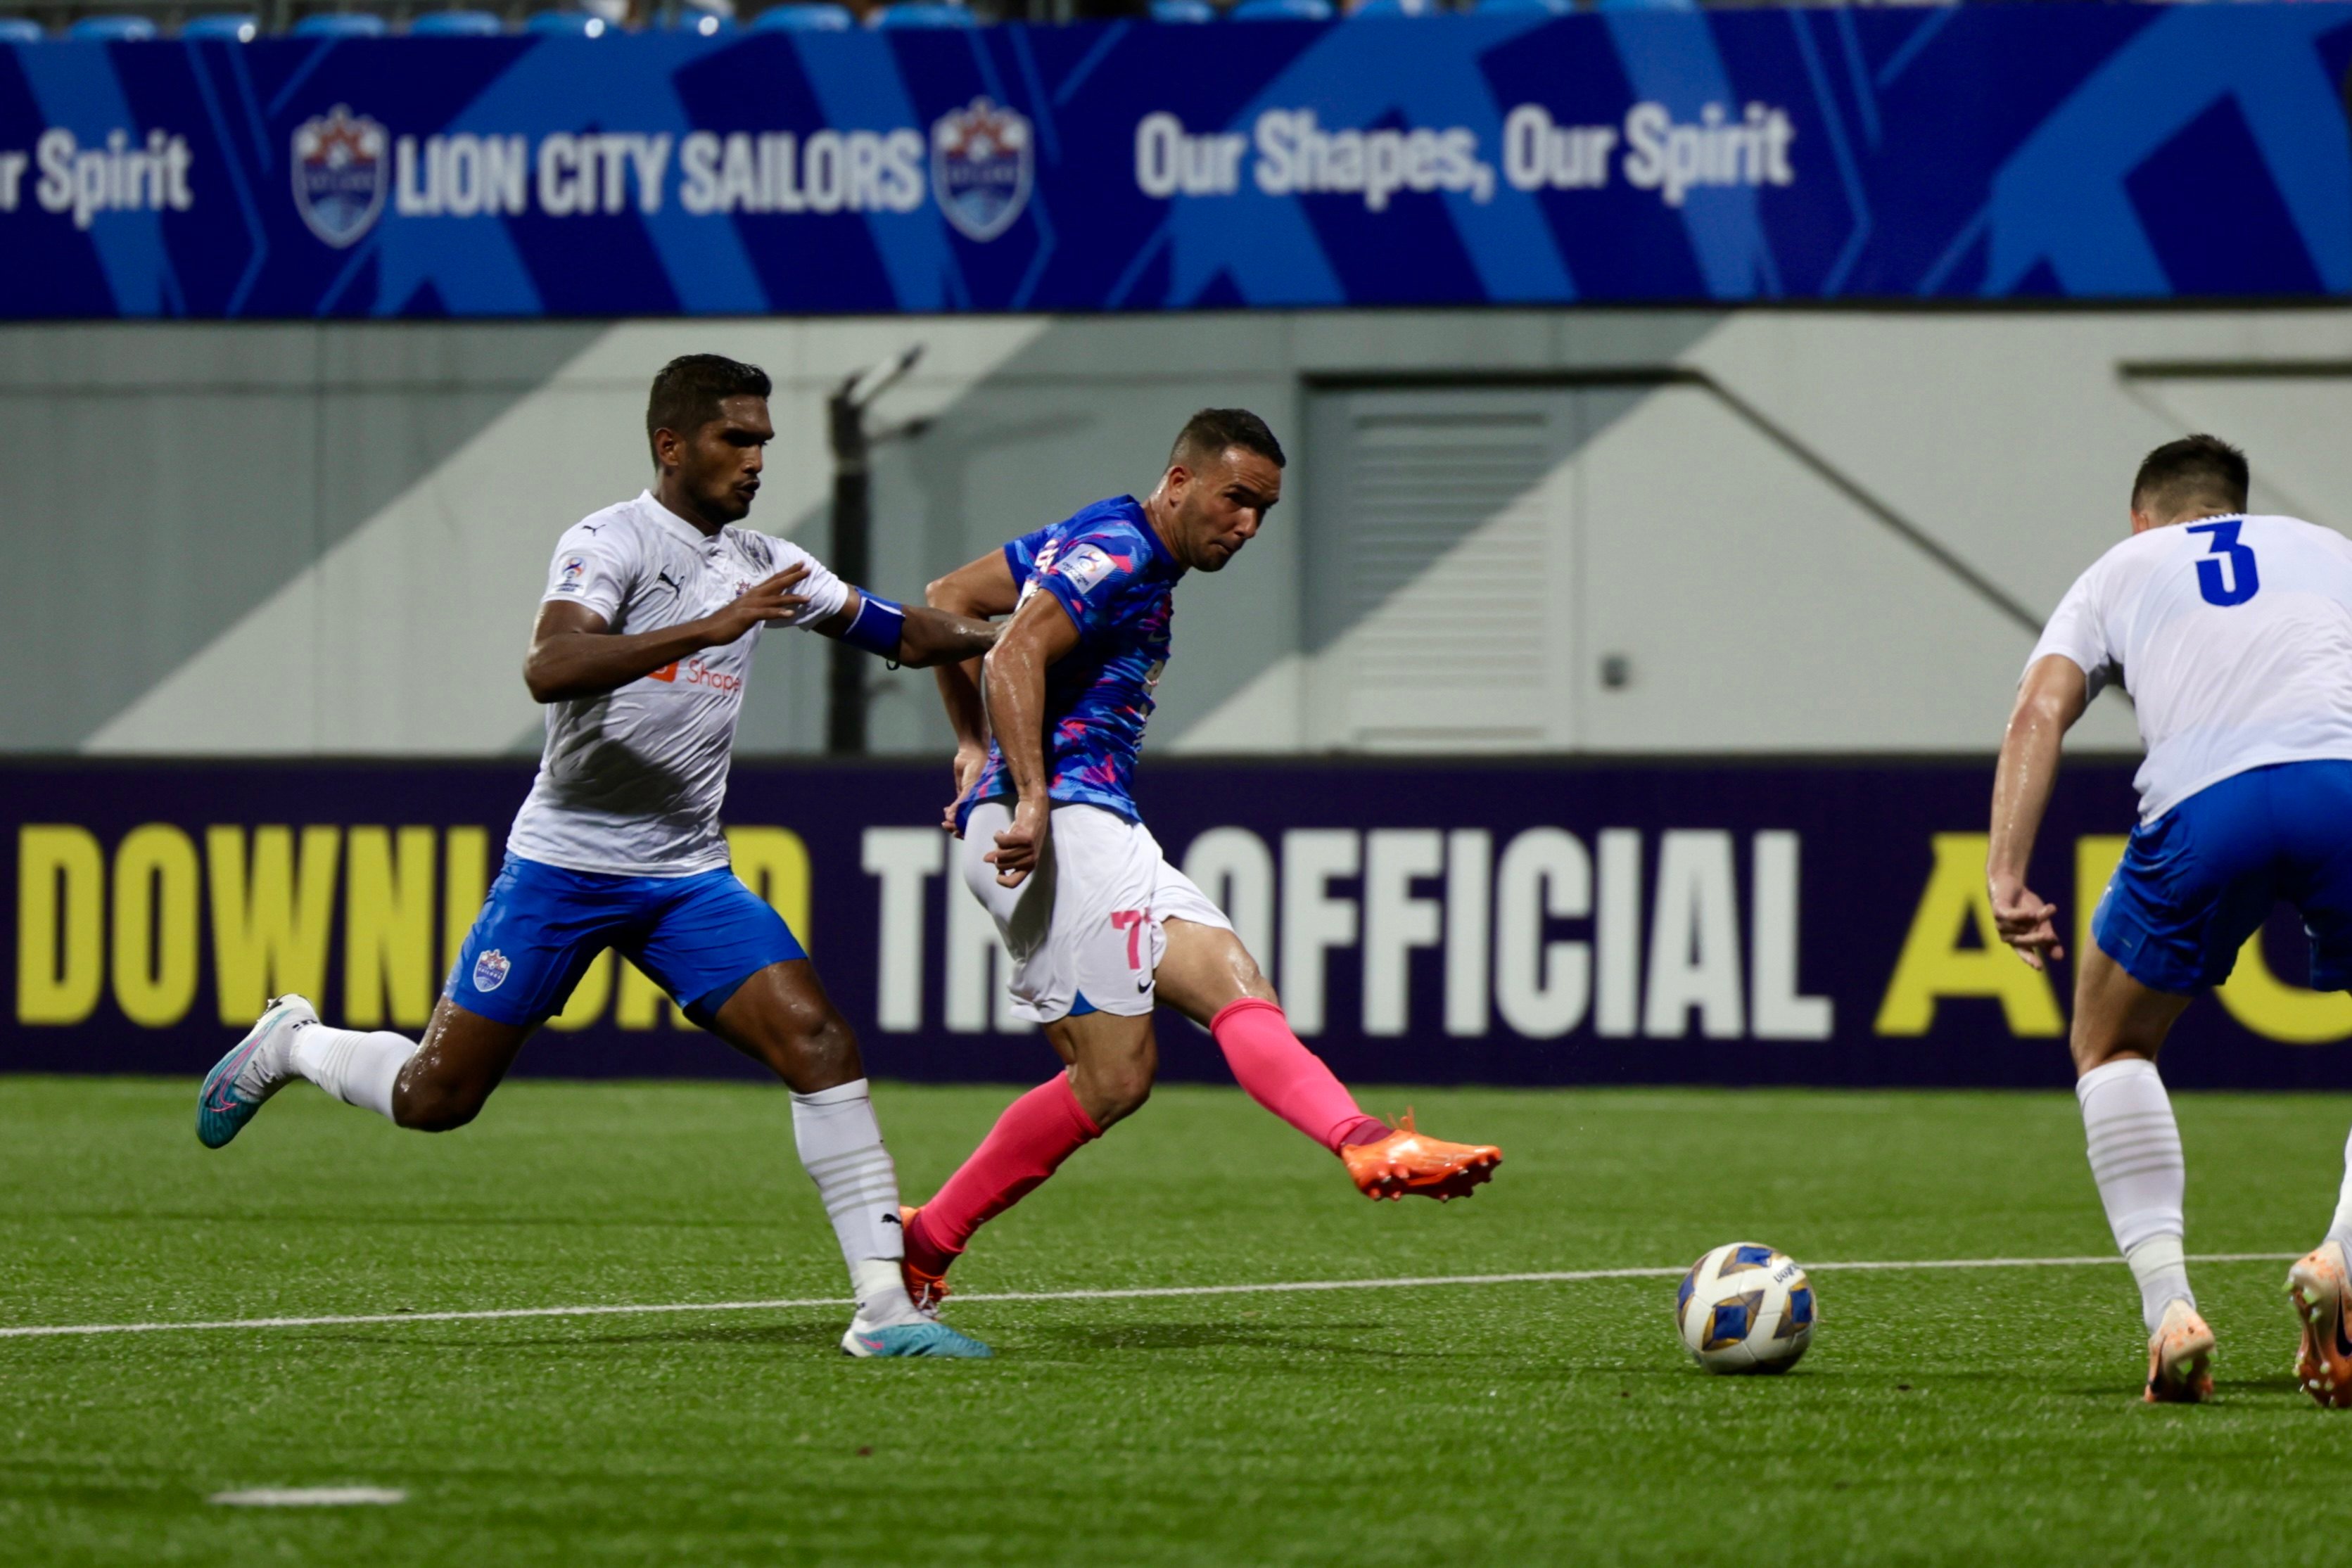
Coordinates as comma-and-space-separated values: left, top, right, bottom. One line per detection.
961, 495, 1181, 830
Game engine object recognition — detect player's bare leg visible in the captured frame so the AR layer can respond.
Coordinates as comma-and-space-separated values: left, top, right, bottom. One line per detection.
198, 994, 524, 1147
2068, 942, 2207, 1401
1155, 919, 1501, 1202
708, 960, 989, 1357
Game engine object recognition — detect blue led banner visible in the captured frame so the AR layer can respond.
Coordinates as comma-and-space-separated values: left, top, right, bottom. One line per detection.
3, 1, 2349, 317
11, 758, 2352, 1088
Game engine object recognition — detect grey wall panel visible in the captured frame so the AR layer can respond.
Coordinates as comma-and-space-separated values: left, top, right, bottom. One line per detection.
0, 321, 603, 751
7, 307, 2346, 760
1, 383, 319, 749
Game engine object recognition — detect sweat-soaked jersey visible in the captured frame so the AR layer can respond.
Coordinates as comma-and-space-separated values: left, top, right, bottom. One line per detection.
961, 495, 1182, 830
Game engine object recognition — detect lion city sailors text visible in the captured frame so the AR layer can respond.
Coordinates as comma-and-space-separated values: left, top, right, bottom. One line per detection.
0, 97, 1793, 241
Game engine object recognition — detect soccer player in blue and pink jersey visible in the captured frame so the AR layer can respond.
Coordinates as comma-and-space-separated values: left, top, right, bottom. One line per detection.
908, 409, 1502, 1312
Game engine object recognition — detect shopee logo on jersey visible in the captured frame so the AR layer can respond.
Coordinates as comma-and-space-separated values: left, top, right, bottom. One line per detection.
647, 658, 741, 694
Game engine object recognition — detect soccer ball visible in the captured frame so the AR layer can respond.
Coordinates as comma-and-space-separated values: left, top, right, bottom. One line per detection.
1675, 1242, 1816, 1374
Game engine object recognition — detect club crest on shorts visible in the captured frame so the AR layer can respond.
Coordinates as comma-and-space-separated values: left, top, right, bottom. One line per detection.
931, 97, 1032, 243
472, 949, 511, 993
291, 105, 388, 249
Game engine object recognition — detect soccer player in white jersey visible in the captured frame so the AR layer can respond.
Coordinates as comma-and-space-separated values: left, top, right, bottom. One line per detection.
194, 355, 1001, 1359
1990, 433, 2352, 1405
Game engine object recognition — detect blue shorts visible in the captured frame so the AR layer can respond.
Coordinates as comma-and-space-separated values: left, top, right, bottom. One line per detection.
445, 855, 806, 1028
2093, 760, 2352, 995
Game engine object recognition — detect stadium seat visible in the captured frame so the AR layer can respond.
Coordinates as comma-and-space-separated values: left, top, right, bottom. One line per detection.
1349, 0, 1432, 16
0, 14, 43, 38
68, 14, 158, 37
291, 11, 388, 32
1231, 0, 1330, 20
181, 11, 260, 35
1472, 0, 1570, 13
526, 8, 608, 32
749, 2, 851, 27
1594, 0, 1692, 11
869, 2, 975, 26
1149, 0, 1214, 20
409, 9, 503, 32
670, 8, 732, 32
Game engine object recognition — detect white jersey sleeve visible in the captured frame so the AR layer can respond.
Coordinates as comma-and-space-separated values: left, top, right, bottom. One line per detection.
751, 533, 853, 630
2024, 565, 2120, 702
541, 520, 642, 624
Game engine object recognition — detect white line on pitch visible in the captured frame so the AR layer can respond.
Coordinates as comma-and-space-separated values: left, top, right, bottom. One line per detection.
0, 1252, 2297, 1342
210, 1487, 406, 1507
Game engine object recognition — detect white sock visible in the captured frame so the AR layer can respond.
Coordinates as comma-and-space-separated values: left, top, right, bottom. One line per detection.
289, 1024, 417, 1123
2326, 1121, 2352, 1259
791, 1079, 921, 1328
2077, 1057, 2194, 1334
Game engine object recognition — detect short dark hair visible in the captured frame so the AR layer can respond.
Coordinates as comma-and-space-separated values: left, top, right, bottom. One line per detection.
1169, 407, 1285, 472
2132, 433, 2248, 519
647, 354, 772, 463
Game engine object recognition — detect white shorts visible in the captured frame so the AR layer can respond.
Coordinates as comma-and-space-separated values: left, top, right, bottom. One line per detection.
960, 801, 1232, 1024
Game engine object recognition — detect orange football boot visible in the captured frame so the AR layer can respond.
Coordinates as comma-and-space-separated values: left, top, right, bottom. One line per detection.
899, 1206, 953, 1316
2143, 1298, 2216, 1404
2288, 1242, 2352, 1408
1341, 1110, 1501, 1202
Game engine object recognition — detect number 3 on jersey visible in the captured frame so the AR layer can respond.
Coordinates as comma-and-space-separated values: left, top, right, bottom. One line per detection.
2187, 519, 2261, 607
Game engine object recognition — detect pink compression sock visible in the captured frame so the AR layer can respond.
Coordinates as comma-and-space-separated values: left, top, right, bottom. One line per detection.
905, 1073, 1102, 1275
1210, 997, 1387, 1154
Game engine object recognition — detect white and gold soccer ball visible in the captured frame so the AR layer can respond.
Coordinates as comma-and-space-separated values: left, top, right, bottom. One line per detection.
1675, 1242, 1816, 1374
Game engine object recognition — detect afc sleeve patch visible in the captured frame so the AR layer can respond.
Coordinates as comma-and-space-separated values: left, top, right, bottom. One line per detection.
1053, 542, 1120, 596
554, 554, 590, 594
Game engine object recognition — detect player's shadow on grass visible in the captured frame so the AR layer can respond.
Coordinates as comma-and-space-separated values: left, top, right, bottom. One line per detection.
2047, 1374, 2306, 1402
1019, 1321, 1434, 1356
2212, 1374, 2310, 1397
273, 1322, 1458, 1358
272, 1324, 844, 1352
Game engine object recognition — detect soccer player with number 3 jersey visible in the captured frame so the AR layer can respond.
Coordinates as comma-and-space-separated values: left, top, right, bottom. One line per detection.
1990, 434, 2352, 1405
904, 409, 1503, 1315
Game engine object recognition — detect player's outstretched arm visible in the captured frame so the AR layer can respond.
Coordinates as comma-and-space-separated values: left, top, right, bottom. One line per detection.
523, 564, 815, 703
927, 551, 1023, 831
1988, 654, 2090, 969
887, 601, 1003, 668
980, 589, 1081, 886
805, 584, 997, 670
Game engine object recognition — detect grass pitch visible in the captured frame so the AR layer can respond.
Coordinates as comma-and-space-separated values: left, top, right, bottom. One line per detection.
4, 1077, 2350, 1566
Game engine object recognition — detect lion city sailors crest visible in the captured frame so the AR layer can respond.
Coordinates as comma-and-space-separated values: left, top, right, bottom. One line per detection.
291, 105, 389, 248
930, 96, 1033, 243
472, 948, 511, 993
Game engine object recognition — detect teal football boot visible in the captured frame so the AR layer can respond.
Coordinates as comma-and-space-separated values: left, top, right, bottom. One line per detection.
839, 1320, 993, 1358
196, 995, 316, 1149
